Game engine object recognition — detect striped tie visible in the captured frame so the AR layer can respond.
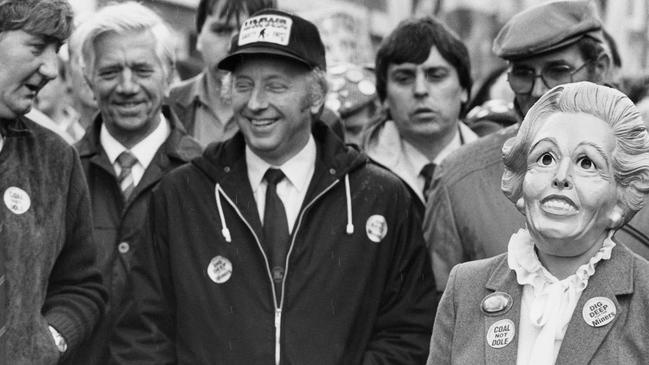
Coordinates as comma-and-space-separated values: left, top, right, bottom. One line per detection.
116, 151, 138, 200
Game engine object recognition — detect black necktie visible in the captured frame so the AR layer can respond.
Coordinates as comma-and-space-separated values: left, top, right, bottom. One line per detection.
421, 163, 436, 201
262, 168, 289, 303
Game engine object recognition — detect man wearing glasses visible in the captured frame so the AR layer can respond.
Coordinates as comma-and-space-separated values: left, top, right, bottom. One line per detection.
422, 1, 649, 297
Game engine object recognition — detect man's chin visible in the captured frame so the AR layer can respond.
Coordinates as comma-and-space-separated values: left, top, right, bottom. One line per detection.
516, 97, 538, 117
10, 103, 32, 118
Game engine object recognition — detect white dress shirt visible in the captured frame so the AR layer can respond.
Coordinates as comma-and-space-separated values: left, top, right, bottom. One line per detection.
100, 115, 170, 186
365, 120, 478, 202
246, 135, 316, 233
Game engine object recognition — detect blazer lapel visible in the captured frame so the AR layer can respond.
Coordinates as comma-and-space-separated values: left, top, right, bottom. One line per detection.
484, 257, 523, 364
555, 244, 634, 365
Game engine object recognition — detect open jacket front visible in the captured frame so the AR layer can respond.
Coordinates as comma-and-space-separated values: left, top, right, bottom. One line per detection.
429, 242, 649, 364
110, 121, 437, 365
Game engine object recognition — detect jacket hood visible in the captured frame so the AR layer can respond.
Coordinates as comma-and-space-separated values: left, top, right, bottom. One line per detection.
192, 120, 368, 183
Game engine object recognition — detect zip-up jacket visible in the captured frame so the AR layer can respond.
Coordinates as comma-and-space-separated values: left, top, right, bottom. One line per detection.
109, 121, 436, 364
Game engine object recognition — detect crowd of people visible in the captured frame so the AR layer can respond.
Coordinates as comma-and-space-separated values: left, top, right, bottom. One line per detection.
1, 0, 649, 364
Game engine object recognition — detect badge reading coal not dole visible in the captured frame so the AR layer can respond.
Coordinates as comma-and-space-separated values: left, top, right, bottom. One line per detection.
365, 215, 387, 243
582, 297, 616, 327
486, 319, 515, 349
4, 186, 31, 215
207, 256, 232, 284
238, 14, 292, 47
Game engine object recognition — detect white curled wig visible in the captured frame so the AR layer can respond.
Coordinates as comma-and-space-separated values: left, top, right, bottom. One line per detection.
501, 81, 649, 227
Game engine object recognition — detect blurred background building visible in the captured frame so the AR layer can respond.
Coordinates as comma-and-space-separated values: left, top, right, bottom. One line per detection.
69, 0, 649, 99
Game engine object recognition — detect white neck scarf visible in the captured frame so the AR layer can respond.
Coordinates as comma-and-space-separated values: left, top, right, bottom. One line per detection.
507, 228, 615, 365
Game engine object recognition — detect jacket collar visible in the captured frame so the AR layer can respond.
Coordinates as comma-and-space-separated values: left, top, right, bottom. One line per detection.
192, 121, 367, 233
77, 105, 199, 162
193, 120, 366, 184
76, 105, 201, 207
483, 243, 635, 364
169, 72, 207, 108
1, 115, 34, 137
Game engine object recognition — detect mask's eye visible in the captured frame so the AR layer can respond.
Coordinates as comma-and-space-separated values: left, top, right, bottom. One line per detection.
578, 156, 596, 170
537, 153, 555, 166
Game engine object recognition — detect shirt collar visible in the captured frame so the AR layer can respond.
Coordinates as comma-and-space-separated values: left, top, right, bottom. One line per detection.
433, 121, 478, 164
246, 134, 317, 193
100, 113, 170, 169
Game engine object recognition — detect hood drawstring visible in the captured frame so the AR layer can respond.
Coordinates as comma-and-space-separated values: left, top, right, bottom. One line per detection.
215, 176, 353, 240
215, 184, 232, 243
345, 174, 354, 235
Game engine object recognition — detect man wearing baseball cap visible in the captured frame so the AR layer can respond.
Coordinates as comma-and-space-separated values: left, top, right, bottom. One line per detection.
110, 9, 436, 364
423, 0, 649, 296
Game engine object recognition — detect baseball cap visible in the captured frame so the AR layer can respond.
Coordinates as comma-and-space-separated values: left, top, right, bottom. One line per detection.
218, 9, 326, 71
493, 0, 603, 61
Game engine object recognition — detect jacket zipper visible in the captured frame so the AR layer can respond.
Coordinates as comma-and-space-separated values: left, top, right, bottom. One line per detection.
275, 308, 282, 365
217, 179, 341, 365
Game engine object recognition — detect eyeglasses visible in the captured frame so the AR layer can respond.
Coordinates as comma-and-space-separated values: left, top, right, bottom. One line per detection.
507, 62, 590, 94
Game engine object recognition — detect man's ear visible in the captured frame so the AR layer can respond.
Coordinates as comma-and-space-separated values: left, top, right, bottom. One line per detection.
460, 88, 468, 104
594, 53, 611, 82
309, 88, 325, 115
163, 63, 176, 98
83, 71, 95, 95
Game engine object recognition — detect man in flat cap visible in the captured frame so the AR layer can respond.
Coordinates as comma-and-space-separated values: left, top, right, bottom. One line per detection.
110, 9, 436, 364
424, 0, 649, 296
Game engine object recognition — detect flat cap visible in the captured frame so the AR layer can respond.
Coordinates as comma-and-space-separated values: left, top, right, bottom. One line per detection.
493, 0, 603, 60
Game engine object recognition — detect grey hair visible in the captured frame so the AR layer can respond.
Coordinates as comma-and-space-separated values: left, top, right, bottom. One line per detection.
502, 81, 649, 225
68, 18, 94, 67
0, 0, 73, 46
80, 1, 175, 80
308, 67, 328, 116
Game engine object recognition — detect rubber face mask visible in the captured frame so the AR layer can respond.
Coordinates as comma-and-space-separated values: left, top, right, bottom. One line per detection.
522, 111, 618, 257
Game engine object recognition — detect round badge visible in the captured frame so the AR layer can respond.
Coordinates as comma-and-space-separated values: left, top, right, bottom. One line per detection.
345, 69, 363, 83
365, 215, 388, 243
4, 187, 31, 215
480, 292, 513, 316
486, 319, 515, 349
582, 297, 616, 327
326, 97, 341, 113
329, 77, 346, 92
357, 79, 376, 96
207, 255, 233, 284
